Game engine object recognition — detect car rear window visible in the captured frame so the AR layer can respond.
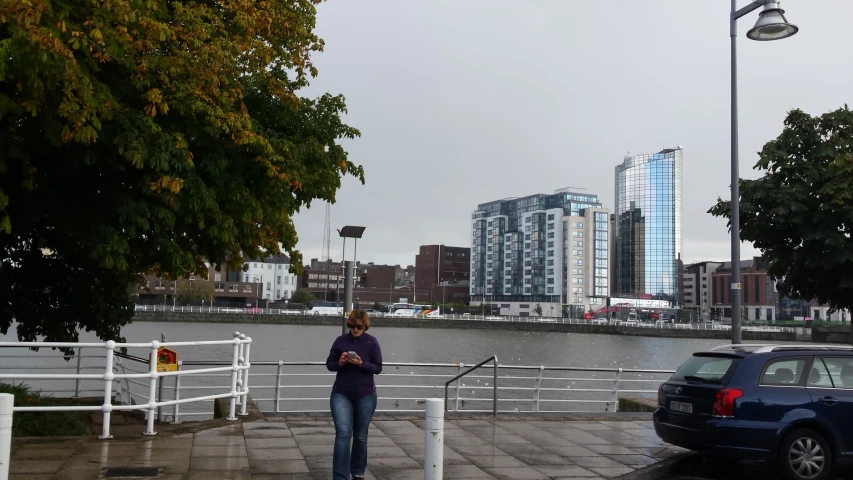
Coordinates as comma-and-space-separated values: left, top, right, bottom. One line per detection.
671, 355, 737, 384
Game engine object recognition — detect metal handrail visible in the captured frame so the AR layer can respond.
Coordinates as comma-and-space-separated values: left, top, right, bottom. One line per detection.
444, 355, 498, 415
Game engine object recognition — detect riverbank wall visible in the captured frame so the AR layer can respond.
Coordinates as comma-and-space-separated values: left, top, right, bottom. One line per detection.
132, 312, 800, 341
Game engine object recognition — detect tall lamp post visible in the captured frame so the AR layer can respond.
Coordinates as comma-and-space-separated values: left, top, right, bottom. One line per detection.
729, 0, 797, 344
337, 226, 366, 334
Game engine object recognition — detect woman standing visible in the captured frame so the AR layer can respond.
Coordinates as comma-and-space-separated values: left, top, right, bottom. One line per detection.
326, 310, 383, 480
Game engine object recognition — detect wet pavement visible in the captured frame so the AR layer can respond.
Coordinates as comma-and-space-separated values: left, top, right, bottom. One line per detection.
663, 455, 850, 480
9, 417, 688, 479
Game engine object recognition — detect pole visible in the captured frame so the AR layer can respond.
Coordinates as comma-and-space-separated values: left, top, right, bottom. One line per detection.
339, 238, 346, 304
342, 260, 353, 334
424, 398, 444, 480
0, 393, 11, 480
730, 0, 742, 344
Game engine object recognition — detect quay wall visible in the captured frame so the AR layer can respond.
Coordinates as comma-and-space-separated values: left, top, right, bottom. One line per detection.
133, 312, 800, 342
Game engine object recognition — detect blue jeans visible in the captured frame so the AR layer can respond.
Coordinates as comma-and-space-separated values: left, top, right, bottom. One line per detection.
330, 392, 377, 480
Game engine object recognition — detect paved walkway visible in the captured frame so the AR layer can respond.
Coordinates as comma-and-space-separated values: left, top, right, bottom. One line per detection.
10, 417, 687, 479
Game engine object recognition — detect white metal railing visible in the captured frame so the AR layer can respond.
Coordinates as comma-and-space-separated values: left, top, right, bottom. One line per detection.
0, 332, 252, 438
132, 305, 795, 333
170, 359, 674, 415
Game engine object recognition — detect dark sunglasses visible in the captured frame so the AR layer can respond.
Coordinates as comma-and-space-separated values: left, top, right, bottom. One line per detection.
348, 324, 365, 331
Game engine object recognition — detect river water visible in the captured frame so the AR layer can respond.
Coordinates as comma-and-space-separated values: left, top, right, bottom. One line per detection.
1, 321, 738, 416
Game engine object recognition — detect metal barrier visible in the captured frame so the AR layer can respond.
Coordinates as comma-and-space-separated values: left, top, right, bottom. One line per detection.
444, 356, 498, 415
0, 344, 673, 420
0, 332, 252, 438
218, 359, 674, 415
132, 305, 795, 333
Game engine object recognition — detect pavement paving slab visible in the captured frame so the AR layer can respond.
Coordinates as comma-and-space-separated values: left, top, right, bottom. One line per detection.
9, 415, 690, 479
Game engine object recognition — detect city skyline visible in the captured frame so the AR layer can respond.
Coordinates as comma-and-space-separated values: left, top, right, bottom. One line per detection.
289, 1, 853, 268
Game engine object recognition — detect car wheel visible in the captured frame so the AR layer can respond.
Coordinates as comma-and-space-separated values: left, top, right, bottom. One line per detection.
778, 429, 833, 480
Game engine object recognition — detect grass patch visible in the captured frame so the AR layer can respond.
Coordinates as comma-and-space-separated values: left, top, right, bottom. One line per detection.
0, 382, 90, 436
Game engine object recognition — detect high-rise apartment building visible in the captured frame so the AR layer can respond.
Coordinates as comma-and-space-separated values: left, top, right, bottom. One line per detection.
612, 147, 683, 306
470, 189, 610, 317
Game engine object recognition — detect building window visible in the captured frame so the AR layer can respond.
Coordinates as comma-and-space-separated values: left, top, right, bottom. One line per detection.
547, 241, 554, 248
525, 260, 532, 266
573, 278, 583, 284
524, 243, 530, 249
268, 264, 272, 269
573, 231, 583, 238
547, 214, 555, 220
525, 269, 532, 275
573, 250, 583, 256
276, 276, 282, 285
573, 259, 583, 266
266, 282, 271, 291
548, 232, 554, 239
547, 268, 554, 275
547, 287, 554, 293
547, 278, 554, 284
547, 250, 554, 257
548, 223, 555, 230
573, 222, 584, 229
573, 240, 583, 247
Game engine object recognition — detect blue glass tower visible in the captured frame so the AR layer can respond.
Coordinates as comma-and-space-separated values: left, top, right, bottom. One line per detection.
613, 147, 683, 305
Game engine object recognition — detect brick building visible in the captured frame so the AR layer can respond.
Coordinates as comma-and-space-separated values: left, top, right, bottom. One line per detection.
415, 245, 470, 304
711, 257, 777, 321
137, 263, 265, 308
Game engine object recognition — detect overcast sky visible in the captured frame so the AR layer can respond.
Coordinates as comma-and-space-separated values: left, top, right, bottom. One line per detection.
291, 0, 853, 268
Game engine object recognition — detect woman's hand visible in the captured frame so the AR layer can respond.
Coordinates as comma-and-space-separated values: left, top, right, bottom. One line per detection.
347, 354, 363, 368
338, 352, 348, 367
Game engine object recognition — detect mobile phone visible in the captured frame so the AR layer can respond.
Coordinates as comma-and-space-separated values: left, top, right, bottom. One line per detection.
348, 351, 358, 359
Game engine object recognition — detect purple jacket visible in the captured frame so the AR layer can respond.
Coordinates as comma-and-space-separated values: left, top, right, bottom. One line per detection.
325, 331, 383, 397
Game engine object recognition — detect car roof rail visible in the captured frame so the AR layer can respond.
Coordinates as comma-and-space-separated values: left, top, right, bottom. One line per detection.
766, 345, 853, 353
709, 344, 775, 353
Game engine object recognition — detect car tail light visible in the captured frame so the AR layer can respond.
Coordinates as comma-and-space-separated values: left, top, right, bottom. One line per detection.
658, 384, 665, 407
712, 388, 743, 417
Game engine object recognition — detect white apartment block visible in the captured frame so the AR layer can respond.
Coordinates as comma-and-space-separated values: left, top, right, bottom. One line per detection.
241, 254, 299, 301
470, 189, 610, 317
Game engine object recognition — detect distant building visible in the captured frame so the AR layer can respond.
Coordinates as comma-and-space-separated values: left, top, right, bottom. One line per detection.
612, 147, 683, 307
241, 254, 298, 302
682, 261, 722, 318
470, 189, 610, 317
415, 245, 470, 304
711, 257, 776, 321
138, 263, 264, 308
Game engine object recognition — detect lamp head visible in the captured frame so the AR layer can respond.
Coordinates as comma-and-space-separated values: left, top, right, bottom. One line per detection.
747, 1, 798, 41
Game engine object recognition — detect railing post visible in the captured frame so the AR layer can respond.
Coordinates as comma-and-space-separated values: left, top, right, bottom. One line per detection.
424, 398, 444, 480
172, 361, 182, 424
74, 347, 83, 398
0, 393, 11, 480
157, 334, 166, 423
274, 361, 283, 414
454, 363, 463, 412
239, 335, 251, 416
143, 341, 159, 436
609, 368, 623, 412
99, 341, 116, 439
492, 356, 498, 416
236, 336, 245, 407
533, 366, 544, 413
227, 332, 240, 421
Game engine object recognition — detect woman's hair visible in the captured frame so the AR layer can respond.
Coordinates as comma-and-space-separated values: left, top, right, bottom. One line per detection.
347, 310, 370, 330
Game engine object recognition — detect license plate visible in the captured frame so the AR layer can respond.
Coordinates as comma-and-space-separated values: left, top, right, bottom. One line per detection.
670, 401, 693, 414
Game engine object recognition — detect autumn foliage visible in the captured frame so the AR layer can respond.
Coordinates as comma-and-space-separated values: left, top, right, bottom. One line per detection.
0, 0, 363, 342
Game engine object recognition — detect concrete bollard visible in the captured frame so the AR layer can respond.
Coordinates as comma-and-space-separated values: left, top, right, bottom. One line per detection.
0, 393, 12, 480
424, 398, 444, 480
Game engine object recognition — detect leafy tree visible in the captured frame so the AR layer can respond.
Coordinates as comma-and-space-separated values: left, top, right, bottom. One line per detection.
0, 0, 362, 343
710, 107, 853, 336
533, 303, 543, 317
372, 302, 382, 312
291, 289, 315, 308
175, 281, 214, 305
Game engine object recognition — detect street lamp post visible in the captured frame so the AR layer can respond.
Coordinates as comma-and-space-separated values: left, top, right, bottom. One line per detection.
337, 226, 366, 334
729, 0, 797, 344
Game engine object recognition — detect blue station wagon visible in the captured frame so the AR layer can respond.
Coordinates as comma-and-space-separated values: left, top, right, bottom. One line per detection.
654, 344, 853, 480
